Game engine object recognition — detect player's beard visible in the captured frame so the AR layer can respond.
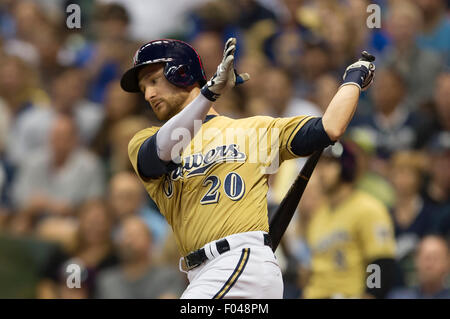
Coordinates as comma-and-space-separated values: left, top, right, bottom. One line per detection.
154, 92, 189, 121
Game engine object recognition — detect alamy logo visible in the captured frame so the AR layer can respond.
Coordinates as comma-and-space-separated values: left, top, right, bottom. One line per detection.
66, 263, 81, 288
66, 4, 81, 29
367, 4, 381, 29
366, 264, 381, 289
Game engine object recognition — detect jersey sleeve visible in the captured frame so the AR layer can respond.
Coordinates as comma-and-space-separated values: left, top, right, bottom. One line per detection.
271, 115, 316, 163
356, 199, 396, 262
290, 117, 334, 156
128, 127, 167, 203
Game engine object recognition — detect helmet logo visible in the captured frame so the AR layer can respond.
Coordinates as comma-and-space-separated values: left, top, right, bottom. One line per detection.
132, 49, 140, 66
178, 65, 187, 77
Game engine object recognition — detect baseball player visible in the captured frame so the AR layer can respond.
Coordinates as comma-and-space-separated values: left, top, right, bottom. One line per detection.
121, 38, 375, 299
303, 141, 396, 299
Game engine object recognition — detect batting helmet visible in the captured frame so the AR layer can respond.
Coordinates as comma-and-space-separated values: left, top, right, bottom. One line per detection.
323, 141, 359, 182
120, 39, 207, 93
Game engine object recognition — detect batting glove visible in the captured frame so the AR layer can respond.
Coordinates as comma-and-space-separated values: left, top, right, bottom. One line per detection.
201, 38, 250, 101
341, 51, 376, 91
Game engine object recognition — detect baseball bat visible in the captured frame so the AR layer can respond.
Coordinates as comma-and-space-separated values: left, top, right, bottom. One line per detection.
268, 149, 322, 252
268, 51, 375, 252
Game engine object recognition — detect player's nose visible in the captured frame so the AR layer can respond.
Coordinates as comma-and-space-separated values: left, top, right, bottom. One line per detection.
144, 86, 157, 102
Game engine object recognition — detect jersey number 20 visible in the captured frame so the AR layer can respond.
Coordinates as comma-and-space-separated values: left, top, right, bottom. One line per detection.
200, 172, 245, 205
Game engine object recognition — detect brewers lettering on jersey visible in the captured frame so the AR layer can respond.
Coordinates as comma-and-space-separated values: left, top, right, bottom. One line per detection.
120, 38, 376, 298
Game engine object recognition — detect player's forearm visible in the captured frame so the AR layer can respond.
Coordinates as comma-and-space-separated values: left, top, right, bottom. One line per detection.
156, 91, 212, 162
321, 84, 360, 141
156, 38, 249, 163
322, 52, 375, 141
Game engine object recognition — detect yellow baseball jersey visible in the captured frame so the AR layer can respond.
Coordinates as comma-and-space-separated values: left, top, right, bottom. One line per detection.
128, 115, 314, 256
304, 190, 395, 299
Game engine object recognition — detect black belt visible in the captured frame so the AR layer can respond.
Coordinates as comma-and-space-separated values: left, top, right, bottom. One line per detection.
184, 233, 272, 270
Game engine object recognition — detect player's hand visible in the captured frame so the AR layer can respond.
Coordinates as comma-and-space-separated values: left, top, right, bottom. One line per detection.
201, 38, 250, 101
341, 51, 376, 91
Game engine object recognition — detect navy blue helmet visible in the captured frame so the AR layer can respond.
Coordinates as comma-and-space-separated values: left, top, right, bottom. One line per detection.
120, 39, 207, 92
323, 141, 359, 182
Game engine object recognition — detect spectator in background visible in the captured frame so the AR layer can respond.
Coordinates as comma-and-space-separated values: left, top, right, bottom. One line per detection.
415, 0, 450, 65
2, 1, 43, 65
318, 3, 357, 70
8, 67, 102, 167
91, 80, 140, 162
108, 116, 149, 176
190, 31, 223, 79
350, 68, 423, 162
388, 235, 450, 299
294, 40, 332, 100
184, 0, 234, 40
11, 115, 105, 232
71, 199, 118, 297
83, 2, 136, 103
29, 21, 67, 91
236, 53, 268, 116
278, 0, 306, 28
415, 71, 450, 149
97, 0, 209, 41
95, 216, 186, 299
0, 83, 11, 223
310, 73, 340, 114
0, 40, 10, 228
416, 71, 450, 148
231, 0, 277, 31
423, 133, 450, 239
345, 0, 373, 53
382, 1, 442, 110
155, 231, 184, 271
37, 199, 118, 299
247, 67, 321, 118
303, 142, 396, 299
264, 30, 303, 80
34, 216, 79, 299
348, 130, 396, 210
57, 272, 90, 299
0, 89, 8, 150
0, 2, 14, 40
432, 72, 450, 134
108, 171, 168, 251
0, 151, 13, 228
1, 55, 47, 163
389, 151, 433, 267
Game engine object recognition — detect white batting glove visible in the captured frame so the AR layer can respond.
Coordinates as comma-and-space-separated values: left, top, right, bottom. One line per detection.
201, 38, 250, 101
341, 51, 376, 91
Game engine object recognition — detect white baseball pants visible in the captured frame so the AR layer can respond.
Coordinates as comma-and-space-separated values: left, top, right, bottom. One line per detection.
180, 231, 283, 299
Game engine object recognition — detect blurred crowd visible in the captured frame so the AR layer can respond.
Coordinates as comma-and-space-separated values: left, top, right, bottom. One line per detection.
0, 0, 449, 299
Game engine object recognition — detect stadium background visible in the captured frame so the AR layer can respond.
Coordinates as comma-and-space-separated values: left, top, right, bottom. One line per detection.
0, 0, 449, 298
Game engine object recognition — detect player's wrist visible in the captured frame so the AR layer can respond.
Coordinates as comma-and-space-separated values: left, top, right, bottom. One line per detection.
342, 67, 368, 88
201, 84, 221, 101
339, 81, 361, 91
342, 53, 376, 91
